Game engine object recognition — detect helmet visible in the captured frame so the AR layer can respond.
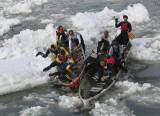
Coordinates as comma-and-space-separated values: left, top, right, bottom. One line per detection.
123, 15, 128, 19
60, 49, 65, 55
69, 30, 73, 35
51, 44, 55, 49
104, 30, 108, 34
58, 25, 63, 30
114, 41, 119, 46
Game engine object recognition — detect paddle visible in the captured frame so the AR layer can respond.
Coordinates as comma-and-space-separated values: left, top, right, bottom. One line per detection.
113, 16, 135, 40
127, 31, 135, 40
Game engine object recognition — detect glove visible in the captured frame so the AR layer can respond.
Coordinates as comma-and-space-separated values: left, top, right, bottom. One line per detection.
115, 18, 118, 23
36, 52, 43, 57
112, 75, 117, 80
42, 54, 47, 58
101, 77, 105, 82
49, 73, 53, 77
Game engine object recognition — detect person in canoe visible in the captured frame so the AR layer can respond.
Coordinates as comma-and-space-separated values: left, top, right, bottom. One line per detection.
97, 30, 112, 54
108, 41, 124, 60
99, 57, 128, 81
43, 49, 75, 77
56, 25, 68, 47
115, 15, 132, 46
36, 44, 58, 60
68, 30, 85, 54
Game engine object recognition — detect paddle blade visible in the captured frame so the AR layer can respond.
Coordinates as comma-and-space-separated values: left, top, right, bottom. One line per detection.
127, 31, 135, 40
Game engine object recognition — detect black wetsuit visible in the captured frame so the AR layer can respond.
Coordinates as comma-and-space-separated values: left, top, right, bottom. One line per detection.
36, 48, 58, 58
97, 38, 110, 53
115, 21, 132, 45
85, 56, 103, 82
56, 28, 68, 47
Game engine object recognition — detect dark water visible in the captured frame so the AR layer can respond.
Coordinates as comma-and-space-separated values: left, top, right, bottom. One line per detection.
0, 0, 160, 116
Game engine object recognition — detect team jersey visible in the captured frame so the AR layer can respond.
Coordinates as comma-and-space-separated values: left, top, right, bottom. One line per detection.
68, 32, 82, 50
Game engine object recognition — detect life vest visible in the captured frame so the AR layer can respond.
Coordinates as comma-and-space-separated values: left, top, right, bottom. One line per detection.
121, 22, 129, 31
49, 44, 58, 61
104, 58, 115, 66
57, 28, 65, 34
56, 53, 67, 63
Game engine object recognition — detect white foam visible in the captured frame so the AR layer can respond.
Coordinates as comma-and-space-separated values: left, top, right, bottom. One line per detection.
130, 35, 160, 61
90, 80, 159, 115
115, 81, 152, 96
128, 87, 160, 106
3, 3, 32, 15
0, 23, 56, 59
1, 0, 48, 15
58, 95, 82, 109
0, 24, 57, 95
91, 100, 134, 116
70, 3, 150, 29
23, 91, 59, 105
114, 80, 160, 106
19, 106, 52, 116
0, 17, 21, 37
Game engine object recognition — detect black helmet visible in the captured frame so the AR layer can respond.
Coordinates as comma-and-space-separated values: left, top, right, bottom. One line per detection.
69, 30, 73, 35
58, 25, 63, 30
60, 49, 65, 55
123, 15, 128, 19
114, 41, 119, 46
51, 44, 55, 49
104, 30, 108, 34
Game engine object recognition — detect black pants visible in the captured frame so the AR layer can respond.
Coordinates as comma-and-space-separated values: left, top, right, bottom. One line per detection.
97, 39, 110, 53
114, 58, 128, 73
116, 31, 129, 45
74, 35, 85, 53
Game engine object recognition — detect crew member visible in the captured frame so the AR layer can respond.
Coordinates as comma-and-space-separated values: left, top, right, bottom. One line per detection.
108, 41, 124, 59
97, 31, 111, 54
68, 30, 85, 53
115, 15, 132, 45
43, 49, 74, 76
56, 25, 68, 46
36, 44, 58, 61
99, 57, 128, 81
84, 56, 103, 83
